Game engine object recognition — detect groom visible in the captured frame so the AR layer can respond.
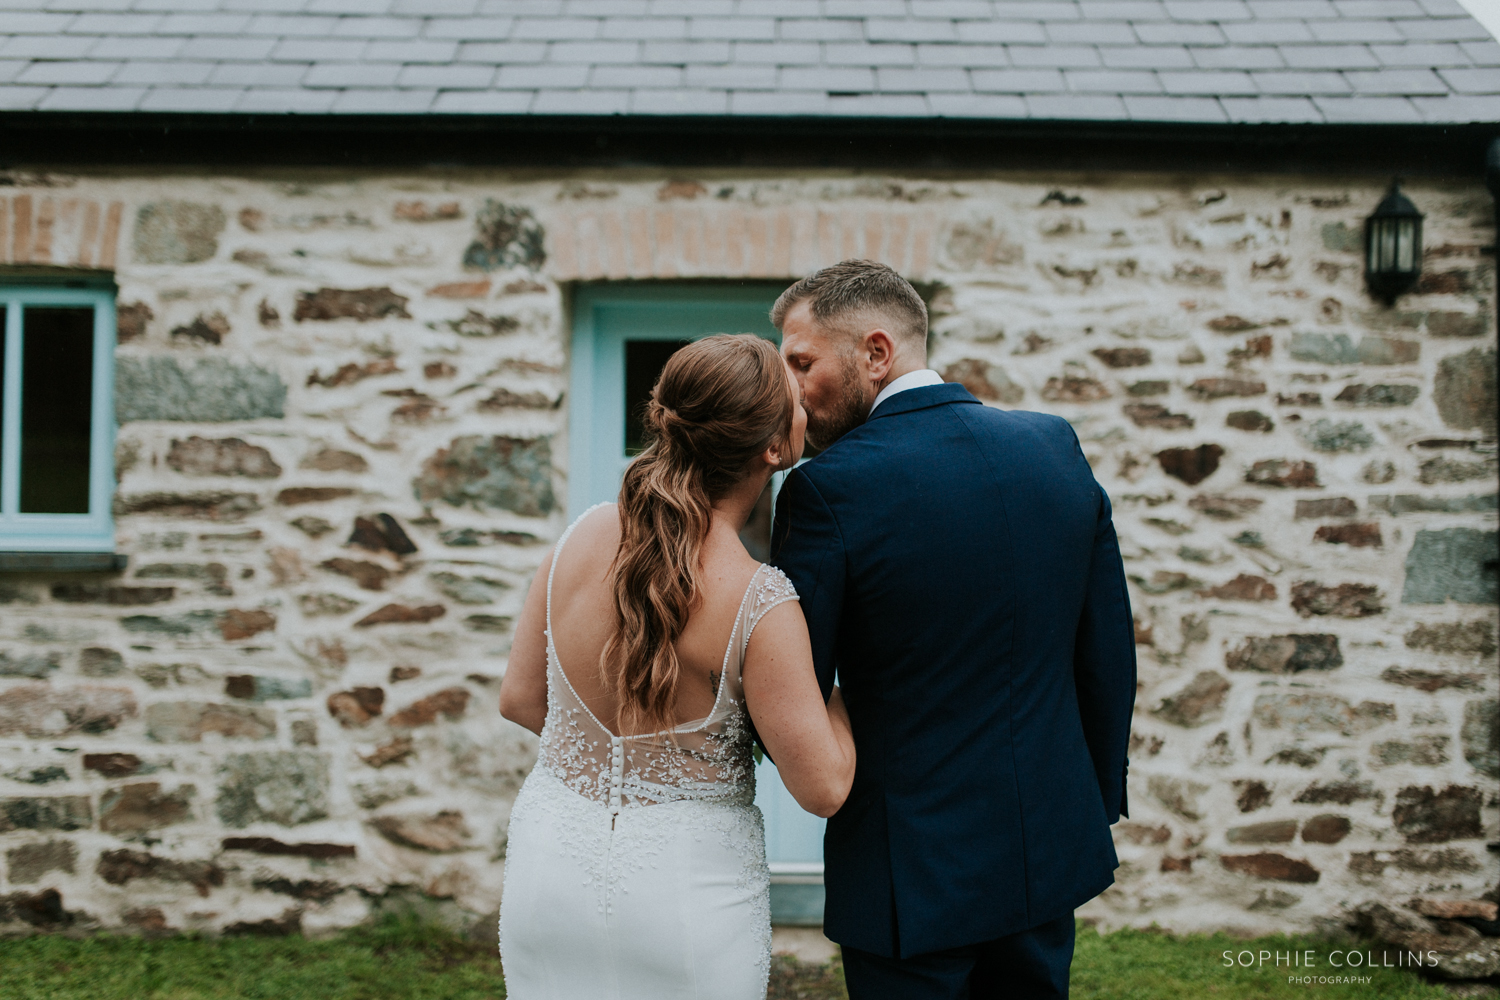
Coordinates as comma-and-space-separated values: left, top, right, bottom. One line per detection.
768, 260, 1136, 999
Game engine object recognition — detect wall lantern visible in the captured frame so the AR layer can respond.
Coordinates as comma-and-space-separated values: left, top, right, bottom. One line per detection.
1364, 179, 1423, 304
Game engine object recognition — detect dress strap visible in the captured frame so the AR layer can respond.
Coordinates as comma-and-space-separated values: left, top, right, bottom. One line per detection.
730, 564, 799, 683
546, 502, 612, 637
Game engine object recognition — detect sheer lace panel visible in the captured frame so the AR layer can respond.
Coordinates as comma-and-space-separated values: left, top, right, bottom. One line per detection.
535, 504, 799, 815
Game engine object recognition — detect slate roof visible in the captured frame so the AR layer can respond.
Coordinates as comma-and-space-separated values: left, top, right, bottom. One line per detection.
1, 0, 1498, 125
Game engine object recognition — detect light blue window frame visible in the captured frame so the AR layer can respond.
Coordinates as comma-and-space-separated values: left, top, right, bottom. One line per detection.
0, 285, 116, 552
568, 282, 828, 924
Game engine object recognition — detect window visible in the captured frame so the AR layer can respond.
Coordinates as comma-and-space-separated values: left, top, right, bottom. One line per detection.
0, 285, 116, 553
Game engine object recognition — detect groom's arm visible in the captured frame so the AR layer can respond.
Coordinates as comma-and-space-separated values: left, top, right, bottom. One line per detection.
1073, 482, 1137, 824
769, 467, 845, 703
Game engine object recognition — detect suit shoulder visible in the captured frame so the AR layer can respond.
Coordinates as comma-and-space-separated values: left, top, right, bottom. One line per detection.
961, 404, 1075, 438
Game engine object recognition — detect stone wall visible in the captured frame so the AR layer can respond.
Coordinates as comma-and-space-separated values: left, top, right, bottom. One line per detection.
0, 166, 1494, 938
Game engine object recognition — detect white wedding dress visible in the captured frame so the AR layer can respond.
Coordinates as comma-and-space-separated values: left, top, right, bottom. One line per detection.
499, 505, 799, 999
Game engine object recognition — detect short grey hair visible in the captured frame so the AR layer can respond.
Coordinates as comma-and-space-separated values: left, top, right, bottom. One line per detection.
770, 259, 928, 346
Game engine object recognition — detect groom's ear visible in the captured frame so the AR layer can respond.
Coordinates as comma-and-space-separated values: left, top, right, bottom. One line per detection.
862, 328, 897, 383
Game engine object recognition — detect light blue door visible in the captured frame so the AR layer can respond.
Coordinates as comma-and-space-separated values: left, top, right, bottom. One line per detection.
568, 283, 826, 924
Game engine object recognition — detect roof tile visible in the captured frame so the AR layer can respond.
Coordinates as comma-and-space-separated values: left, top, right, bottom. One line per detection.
139, 84, 242, 110
928, 90, 1029, 115
1098, 43, 1194, 66
915, 42, 1012, 66
1219, 94, 1323, 120
1008, 43, 1102, 66
37, 83, 145, 109
1124, 94, 1229, 120
1189, 44, 1284, 68
1064, 68, 1162, 92
1160, 68, 1257, 93
877, 65, 973, 90
686, 16, 777, 40
1345, 66, 1449, 92
431, 88, 535, 111
424, 17, 517, 40
630, 85, 730, 112
332, 87, 438, 111
1026, 92, 1130, 116
1313, 93, 1422, 119
953, 19, 1048, 43
1438, 65, 1500, 92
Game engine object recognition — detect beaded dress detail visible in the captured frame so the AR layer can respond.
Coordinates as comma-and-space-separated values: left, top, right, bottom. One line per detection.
499, 504, 799, 1000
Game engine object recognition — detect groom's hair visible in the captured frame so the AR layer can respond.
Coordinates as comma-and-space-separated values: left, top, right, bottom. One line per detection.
770, 259, 928, 349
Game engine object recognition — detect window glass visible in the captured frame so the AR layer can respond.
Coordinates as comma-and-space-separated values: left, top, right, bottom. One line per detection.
623, 338, 691, 455
20, 306, 93, 514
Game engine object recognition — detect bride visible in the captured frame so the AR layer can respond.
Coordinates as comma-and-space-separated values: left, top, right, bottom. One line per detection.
497, 333, 856, 999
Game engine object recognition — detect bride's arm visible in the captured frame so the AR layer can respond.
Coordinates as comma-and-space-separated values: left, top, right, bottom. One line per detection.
498, 547, 553, 735
742, 602, 856, 818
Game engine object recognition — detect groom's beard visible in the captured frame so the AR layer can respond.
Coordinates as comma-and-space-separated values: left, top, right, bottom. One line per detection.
805, 355, 868, 451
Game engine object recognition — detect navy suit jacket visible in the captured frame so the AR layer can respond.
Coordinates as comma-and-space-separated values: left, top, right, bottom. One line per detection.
770, 382, 1136, 959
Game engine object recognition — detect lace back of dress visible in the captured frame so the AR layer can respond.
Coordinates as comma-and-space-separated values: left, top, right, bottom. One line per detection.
535, 506, 798, 815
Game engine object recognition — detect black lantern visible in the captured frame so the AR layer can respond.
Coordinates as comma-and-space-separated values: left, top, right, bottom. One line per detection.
1364, 179, 1423, 304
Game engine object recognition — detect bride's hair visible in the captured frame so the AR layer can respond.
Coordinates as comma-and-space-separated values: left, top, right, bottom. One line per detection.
607, 334, 793, 735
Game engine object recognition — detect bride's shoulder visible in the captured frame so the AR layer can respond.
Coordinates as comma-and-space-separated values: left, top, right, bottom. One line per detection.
751, 564, 799, 605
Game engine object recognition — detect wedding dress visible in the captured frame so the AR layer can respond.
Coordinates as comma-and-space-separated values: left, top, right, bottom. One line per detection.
499, 505, 799, 999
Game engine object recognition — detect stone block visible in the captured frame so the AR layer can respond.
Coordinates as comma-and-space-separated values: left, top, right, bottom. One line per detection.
0, 685, 136, 738
171, 311, 230, 345
1411, 899, 1498, 921
6, 840, 77, 883
116, 356, 286, 423
99, 782, 193, 833
1372, 735, 1450, 768
1290, 581, 1384, 618
415, 435, 556, 517
1418, 456, 1497, 484
166, 437, 282, 478
370, 809, 471, 852
1220, 852, 1320, 883
225, 675, 312, 702
1225, 410, 1273, 432
1092, 347, 1151, 368
50, 584, 175, 605
278, 487, 356, 506
1245, 459, 1319, 488
1186, 494, 1262, 519
224, 910, 303, 937
114, 491, 262, 520
1300, 814, 1350, 844
320, 558, 391, 591
328, 687, 385, 727
1435, 347, 1497, 435
1294, 497, 1358, 519
116, 301, 153, 343
253, 876, 344, 902
348, 514, 418, 555
1226, 819, 1297, 844
220, 837, 354, 859
444, 311, 522, 338
1234, 780, 1271, 813
299, 593, 360, 617
1402, 528, 1499, 605
301, 448, 370, 473
294, 287, 410, 323
0, 796, 92, 832
388, 687, 470, 728
1253, 693, 1392, 737
438, 527, 542, 547
82, 753, 140, 778
361, 735, 415, 768
1369, 493, 1499, 515
0, 889, 82, 929
306, 358, 401, 388
1333, 384, 1420, 407
120, 610, 220, 636
1381, 667, 1483, 692
216, 752, 330, 828
940, 359, 1024, 404
1393, 785, 1483, 843
463, 614, 513, 633
1156, 444, 1223, 485
1147, 774, 1209, 820
1123, 404, 1193, 429
478, 387, 559, 411
219, 608, 276, 641
0, 651, 60, 679
97, 848, 224, 897
355, 603, 446, 627
1358, 336, 1420, 365
145, 702, 275, 742
133, 201, 225, 264
1405, 620, 1497, 657
79, 647, 125, 677
429, 572, 510, 605
1227, 634, 1342, 674
463, 200, 546, 271
1127, 380, 1169, 396
1200, 578, 1276, 608
1294, 779, 1383, 806
1426, 311, 1486, 338
1461, 699, 1498, 778
1188, 378, 1265, 399
1040, 374, 1110, 402
1315, 523, 1383, 548
1298, 418, 1374, 452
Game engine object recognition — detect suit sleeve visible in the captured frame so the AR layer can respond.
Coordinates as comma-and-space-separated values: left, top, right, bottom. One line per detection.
769, 466, 844, 703
1073, 479, 1138, 824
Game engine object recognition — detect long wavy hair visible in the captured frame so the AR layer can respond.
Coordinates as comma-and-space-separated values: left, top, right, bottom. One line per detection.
605, 334, 794, 735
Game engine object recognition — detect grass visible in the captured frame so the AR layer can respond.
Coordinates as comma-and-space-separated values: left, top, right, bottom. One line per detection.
0, 919, 1463, 1000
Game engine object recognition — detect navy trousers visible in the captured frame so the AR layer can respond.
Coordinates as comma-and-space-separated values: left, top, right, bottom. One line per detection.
841, 912, 1076, 1000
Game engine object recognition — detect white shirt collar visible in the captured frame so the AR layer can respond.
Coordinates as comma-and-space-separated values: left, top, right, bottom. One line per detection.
869, 368, 944, 416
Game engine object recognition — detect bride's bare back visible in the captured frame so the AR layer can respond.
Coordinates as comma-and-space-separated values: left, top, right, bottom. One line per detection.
546, 504, 764, 734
